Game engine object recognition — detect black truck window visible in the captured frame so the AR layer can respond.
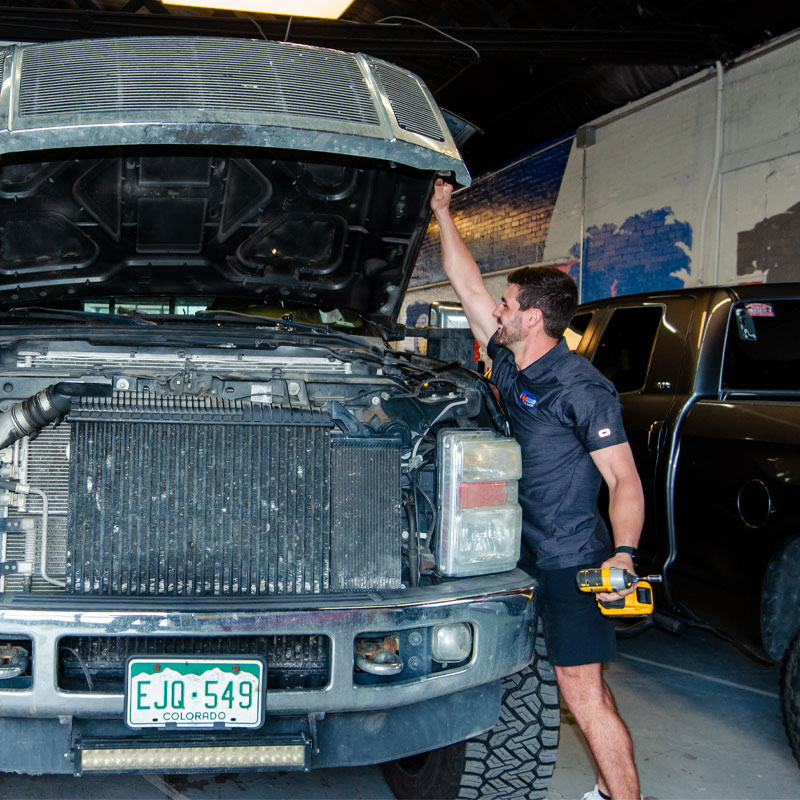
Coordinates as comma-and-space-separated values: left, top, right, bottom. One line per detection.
564, 310, 594, 350
569, 311, 593, 335
722, 300, 800, 391
592, 306, 663, 393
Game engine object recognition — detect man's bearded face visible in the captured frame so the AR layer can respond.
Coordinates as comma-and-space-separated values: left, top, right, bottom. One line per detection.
495, 310, 525, 347
494, 284, 528, 347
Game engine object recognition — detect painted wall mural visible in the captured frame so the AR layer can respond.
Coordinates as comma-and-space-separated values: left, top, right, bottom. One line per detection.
412, 134, 695, 304
737, 202, 800, 283
568, 207, 693, 303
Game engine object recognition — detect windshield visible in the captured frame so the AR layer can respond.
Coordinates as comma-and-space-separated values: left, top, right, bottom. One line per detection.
83, 298, 208, 316
722, 299, 800, 391
77, 298, 369, 330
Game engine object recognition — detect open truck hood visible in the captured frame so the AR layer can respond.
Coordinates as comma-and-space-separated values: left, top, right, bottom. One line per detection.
0, 36, 470, 330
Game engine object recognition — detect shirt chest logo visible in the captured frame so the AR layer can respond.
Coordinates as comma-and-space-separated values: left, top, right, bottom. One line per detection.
518, 392, 538, 409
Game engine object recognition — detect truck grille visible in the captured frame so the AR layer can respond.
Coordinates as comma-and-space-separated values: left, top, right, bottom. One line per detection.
19, 38, 380, 127
3, 394, 402, 595
371, 61, 446, 142
58, 634, 330, 693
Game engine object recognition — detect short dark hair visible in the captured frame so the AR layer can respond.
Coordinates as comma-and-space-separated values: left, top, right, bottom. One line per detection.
506, 266, 577, 339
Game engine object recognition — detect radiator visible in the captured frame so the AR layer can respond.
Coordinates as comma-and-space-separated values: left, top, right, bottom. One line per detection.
6, 393, 401, 595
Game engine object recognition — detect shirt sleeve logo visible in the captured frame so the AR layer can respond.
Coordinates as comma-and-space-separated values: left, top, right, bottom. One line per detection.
518, 392, 538, 409
598, 427, 611, 438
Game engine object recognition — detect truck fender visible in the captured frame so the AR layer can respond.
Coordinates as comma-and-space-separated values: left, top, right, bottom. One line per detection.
761, 535, 800, 662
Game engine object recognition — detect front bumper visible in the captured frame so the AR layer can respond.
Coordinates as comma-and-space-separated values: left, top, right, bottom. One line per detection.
0, 570, 536, 719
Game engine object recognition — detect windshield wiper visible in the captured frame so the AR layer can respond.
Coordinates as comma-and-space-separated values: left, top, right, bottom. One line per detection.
195, 310, 330, 334
3, 307, 158, 326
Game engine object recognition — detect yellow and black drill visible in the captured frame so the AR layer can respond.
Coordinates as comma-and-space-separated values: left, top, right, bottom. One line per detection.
576, 567, 662, 617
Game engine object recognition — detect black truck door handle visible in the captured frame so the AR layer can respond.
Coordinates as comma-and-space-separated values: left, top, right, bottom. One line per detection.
648, 419, 667, 453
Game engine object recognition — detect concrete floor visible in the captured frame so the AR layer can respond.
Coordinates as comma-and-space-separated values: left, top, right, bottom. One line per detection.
0, 625, 797, 799
549, 625, 798, 800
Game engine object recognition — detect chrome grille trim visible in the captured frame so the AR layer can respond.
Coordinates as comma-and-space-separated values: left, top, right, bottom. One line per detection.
371, 61, 446, 143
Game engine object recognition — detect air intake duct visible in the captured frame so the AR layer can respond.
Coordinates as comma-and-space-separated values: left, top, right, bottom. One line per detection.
0, 382, 111, 451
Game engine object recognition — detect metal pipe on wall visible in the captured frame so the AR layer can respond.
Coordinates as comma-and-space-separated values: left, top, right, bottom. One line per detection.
698, 61, 725, 286
576, 125, 595, 304
578, 142, 587, 304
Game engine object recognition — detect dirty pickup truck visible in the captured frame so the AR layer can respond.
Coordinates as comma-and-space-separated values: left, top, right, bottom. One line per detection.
0, 35, 558, 799
570, 285, 800, 763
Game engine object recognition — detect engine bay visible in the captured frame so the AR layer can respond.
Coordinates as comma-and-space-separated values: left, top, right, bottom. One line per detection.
0, 329, 500, 596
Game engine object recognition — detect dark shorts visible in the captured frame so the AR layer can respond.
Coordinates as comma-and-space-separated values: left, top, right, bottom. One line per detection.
533, 561, 617, 667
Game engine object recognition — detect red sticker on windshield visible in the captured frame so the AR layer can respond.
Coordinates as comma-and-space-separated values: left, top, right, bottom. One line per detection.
745, 302, 775, 317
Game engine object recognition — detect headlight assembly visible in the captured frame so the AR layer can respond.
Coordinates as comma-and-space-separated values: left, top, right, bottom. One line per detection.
437, 430, 522, 577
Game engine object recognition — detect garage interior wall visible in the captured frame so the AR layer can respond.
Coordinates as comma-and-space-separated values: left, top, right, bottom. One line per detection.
402, 28, 800, 331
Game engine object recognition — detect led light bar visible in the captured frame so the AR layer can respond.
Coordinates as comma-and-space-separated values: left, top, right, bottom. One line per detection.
80, 742, 307, 772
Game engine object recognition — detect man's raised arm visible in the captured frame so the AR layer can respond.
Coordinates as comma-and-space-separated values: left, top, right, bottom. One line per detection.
430, 178, 498, 348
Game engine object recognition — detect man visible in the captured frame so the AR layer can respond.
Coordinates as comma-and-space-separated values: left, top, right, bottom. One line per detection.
430, 178, 644, 800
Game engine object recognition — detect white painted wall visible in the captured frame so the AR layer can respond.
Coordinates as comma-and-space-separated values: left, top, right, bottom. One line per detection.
544, 29, 800, 291
543, 70, 716, 287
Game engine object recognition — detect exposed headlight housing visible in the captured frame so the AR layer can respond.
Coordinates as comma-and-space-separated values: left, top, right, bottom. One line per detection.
437, 430, 522, 576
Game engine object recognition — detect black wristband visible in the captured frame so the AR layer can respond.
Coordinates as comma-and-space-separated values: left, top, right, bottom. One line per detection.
612, 546, 637, 558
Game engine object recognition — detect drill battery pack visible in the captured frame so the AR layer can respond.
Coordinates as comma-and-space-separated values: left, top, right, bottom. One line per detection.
597, 581, 654, 616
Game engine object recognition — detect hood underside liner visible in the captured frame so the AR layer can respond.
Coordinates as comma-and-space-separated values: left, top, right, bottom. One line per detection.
0, 149, 434, 329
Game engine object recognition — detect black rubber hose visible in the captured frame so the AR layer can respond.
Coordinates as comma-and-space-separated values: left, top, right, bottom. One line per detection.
0, 382, 112, 451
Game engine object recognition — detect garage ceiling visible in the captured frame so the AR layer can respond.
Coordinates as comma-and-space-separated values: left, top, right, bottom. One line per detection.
1, 1, 799, 176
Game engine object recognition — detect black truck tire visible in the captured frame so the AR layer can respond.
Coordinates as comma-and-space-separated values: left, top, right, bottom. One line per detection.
783, 630, 800, 766
381, 628, 560, 799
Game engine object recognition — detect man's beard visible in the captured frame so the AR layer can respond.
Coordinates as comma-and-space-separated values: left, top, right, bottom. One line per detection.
495, 315, 524, 347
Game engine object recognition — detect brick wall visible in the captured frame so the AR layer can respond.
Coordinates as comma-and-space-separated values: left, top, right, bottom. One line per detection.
411, 136, 573, 286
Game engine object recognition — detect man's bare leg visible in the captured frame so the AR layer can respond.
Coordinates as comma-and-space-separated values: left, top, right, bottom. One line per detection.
555, 662, 639, 800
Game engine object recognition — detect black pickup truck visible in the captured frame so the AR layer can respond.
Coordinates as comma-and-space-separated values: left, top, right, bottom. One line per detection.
569, 285, 800, 763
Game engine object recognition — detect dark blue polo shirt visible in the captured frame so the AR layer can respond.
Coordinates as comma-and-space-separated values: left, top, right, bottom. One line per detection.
487, 335, 627, 570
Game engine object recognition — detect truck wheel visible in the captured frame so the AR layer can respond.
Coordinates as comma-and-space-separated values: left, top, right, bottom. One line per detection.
381, 627, 560, 799
783, 630, 800, 766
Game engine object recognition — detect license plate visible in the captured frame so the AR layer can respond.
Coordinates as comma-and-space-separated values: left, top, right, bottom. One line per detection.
125, 656, 265, 729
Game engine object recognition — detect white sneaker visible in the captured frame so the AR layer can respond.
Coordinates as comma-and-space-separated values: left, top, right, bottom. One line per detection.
580, 786, 608, 800
579, 787, 643, 800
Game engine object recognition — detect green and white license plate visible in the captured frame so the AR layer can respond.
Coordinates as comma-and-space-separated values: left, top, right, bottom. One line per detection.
125, 656, 265, 729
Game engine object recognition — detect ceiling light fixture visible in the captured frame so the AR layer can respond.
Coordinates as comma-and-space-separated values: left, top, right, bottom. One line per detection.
162, 1, 354, 19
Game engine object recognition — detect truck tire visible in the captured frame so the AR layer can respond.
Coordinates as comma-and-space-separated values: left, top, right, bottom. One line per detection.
381, 626, 560, 799
783, 630, 800, 766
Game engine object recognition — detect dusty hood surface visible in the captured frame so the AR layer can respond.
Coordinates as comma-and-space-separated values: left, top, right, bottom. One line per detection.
0, 36, 470, 329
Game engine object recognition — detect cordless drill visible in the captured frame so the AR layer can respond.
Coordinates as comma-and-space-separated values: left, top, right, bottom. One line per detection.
576, 567, 662, 617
